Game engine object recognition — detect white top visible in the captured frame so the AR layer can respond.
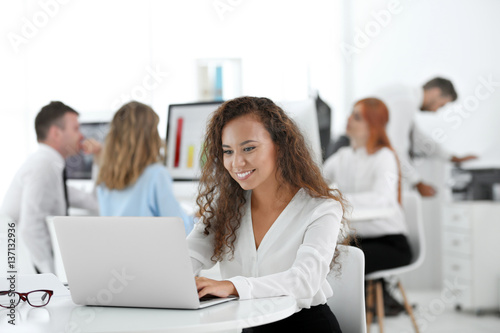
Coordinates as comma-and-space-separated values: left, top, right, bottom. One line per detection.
323, 146, 408, 237
187, 188, 343, 311
0, 144, 98, 273
375, 84, 451, 185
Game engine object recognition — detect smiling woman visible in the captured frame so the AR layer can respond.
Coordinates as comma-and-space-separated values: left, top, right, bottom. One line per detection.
221, 115, 278, 192
187, 96, 351, 332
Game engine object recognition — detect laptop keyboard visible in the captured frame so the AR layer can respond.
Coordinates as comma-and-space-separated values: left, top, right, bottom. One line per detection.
199, 294, 221, 302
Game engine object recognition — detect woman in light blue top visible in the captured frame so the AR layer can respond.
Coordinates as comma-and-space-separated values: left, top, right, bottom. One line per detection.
96, 101, 193, 235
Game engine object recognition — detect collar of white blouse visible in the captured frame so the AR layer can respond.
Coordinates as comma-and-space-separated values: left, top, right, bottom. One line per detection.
246, 188, 303, 252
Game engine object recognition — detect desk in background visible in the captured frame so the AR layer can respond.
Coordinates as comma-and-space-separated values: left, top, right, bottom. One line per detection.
70, 179, 393, 221
349, 208, 395, 222
173, 180, 396, 222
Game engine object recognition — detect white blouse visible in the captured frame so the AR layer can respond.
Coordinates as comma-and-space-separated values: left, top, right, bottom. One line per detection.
323, 146, 408, 238
187, 188, 343, 311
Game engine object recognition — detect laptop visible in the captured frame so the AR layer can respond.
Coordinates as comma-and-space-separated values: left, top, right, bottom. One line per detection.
53, 216, 237, 309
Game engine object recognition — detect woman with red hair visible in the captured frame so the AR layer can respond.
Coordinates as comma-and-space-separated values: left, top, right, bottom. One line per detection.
323, 98, 412, 276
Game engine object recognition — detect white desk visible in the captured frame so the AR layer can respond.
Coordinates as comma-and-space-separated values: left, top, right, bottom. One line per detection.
349, 208, 395, 221
0, 294, 296, 333
67, 179, 390, 223
173, 181, 199, 216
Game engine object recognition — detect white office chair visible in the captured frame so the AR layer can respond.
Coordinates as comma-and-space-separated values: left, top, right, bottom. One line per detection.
45, 216, 67, 282
327, 245, 367, 333
365, 191, 425, 333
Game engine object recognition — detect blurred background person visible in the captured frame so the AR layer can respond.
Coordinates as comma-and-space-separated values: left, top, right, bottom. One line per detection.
1, 101, 100, 274
378, 77, 477, 196
323, 98, 411, 315
327, 78, 477, 197
96, 101, 194, 235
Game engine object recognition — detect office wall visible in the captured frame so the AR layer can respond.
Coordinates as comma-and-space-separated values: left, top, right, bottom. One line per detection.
0, 1, 153, 203
0, 0, 344, 203
341, 0, 500, 289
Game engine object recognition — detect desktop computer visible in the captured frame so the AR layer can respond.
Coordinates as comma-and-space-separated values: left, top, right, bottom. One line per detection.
450, 167, 500, 201
66, 122, 110, 179
165, 102, 223, 181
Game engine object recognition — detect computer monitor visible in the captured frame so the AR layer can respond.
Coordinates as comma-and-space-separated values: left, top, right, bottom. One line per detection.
165, 99, 322, 181
450, 167, 500, 201
65, 122, 110, 179
467, 168, 500, 200
277, 99, 322, 166
166, 102, 223, 181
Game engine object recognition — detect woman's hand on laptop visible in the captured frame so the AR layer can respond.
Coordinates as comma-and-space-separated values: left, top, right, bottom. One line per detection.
195, 277, 239, 298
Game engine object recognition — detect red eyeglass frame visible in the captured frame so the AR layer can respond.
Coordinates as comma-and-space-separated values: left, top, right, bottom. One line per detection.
0, 289, 54, 308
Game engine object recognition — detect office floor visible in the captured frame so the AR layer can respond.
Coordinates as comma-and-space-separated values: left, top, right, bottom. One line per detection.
368, 289, 500, 333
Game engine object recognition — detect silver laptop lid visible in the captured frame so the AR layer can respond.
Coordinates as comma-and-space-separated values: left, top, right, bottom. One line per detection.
53, 216, 201, 309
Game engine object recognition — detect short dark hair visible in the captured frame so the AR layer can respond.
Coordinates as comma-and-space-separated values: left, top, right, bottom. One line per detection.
423, 77, 458, 101
35, 101, 79, 141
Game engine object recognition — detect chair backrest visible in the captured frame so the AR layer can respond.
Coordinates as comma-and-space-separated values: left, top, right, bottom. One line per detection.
327, 245, 367, 333
402, 191, 425, 268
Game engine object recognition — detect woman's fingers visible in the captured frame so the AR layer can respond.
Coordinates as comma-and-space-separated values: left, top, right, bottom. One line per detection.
195, 277, 209, 290
195, 277, 213, 297
195, 277, 235, 298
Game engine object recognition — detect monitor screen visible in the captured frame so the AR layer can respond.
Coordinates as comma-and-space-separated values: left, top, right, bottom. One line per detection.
277, 99, 322, 166
66, 122, 110, 179
166, 102, 223, 181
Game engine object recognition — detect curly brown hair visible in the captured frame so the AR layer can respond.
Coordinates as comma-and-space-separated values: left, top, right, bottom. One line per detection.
196, 96, 351, 266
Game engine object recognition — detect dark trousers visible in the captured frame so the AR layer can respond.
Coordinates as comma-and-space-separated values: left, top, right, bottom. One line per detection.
352, 234, 412, 275
243, 303, 342, 333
